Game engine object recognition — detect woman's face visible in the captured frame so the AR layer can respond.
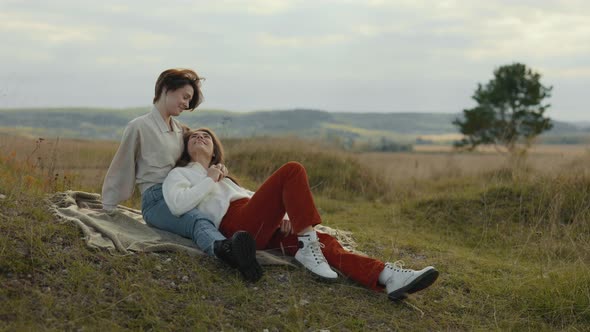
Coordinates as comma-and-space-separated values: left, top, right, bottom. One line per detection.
187, 130, 214, 162
164, 84, 194, 117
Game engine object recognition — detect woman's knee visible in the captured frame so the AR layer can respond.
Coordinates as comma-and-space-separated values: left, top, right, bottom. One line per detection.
142, 199, 168, 226
317, 232, 337, 243
281, 161, 306, 176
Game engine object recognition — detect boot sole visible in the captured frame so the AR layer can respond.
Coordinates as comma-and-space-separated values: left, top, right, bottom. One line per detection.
293, 259, 339, 282
231, 232, 263, 282
388, 268, 439, 301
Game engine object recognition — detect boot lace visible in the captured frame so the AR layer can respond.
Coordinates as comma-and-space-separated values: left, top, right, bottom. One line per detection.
308, 240, 328, 264
386, 260, 412, 273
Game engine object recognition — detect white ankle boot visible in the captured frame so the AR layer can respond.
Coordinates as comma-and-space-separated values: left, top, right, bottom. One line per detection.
294, 231, 338, 280
379, 261, 439, 301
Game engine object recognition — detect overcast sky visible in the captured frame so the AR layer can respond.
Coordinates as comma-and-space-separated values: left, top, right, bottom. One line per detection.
0, 0, 588, 121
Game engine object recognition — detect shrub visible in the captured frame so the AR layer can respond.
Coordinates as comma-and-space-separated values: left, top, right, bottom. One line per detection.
224, 137, 389, 200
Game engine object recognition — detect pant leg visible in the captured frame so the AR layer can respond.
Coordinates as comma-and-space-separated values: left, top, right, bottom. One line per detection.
141, 184, 226, 256
267, 230, 386, 291
219, 162, 322, 249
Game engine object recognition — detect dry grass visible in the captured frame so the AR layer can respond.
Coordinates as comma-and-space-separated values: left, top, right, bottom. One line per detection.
0, 134, 116, 191
414, 143, 590, 154
1, 133, 589, 330
4, 133, 590, 194
361, 144, 590, 189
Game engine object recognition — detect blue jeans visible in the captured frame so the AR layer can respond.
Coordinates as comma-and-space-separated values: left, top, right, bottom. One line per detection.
141, 183, 226, 256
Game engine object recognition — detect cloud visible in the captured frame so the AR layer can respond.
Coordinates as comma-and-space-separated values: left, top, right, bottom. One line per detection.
460, 12, 590, 61
257, 32, 351, 48
0, 12, 104, 44
196, 0, 298, 15
544, 66, 590, 79
342, 1, 590, 61
0, 0, 588, 120
95, 55, 162, 66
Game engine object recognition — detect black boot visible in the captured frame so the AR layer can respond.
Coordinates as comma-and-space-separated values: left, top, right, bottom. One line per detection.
214, 231, 263, 282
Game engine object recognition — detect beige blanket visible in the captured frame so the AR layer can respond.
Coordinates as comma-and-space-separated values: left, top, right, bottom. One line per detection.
47, 191, 359, 266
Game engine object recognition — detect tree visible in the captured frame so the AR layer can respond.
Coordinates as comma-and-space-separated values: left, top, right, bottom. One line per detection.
453, 63, 553, 153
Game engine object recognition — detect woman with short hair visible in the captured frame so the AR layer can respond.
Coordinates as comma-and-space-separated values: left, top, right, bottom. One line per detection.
102, 69, 262, 282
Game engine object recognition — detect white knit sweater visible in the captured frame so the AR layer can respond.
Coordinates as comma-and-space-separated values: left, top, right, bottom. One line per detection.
162, 162, 253, 227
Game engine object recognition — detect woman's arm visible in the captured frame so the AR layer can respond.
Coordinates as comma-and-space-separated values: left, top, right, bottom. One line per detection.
101, 124, 139, 211
162, 168, 217, 216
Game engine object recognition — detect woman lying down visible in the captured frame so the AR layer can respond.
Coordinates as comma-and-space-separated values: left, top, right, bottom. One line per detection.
155, 128, 439, 301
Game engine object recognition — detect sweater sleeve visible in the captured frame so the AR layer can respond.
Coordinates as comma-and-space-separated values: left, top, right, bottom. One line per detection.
162, 169, 217, 216
101, 124, 139, 211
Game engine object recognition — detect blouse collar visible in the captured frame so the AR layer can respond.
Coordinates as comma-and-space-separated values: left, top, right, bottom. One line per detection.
150, 106, 182, 133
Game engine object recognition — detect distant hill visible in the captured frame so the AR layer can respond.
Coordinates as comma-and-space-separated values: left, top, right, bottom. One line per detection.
0, 107, 587, 145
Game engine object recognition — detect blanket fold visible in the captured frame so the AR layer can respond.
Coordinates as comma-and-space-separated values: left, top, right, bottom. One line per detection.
47, 191, 360, 266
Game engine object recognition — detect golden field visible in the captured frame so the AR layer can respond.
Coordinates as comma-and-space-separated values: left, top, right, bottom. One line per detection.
1, 133, 589, 330
3, 134, 589, 193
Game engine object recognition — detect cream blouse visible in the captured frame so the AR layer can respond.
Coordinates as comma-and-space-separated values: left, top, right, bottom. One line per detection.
102, 106, 184, 210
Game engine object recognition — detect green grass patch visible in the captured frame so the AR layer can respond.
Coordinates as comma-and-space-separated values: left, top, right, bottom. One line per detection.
1, 141, 589, 330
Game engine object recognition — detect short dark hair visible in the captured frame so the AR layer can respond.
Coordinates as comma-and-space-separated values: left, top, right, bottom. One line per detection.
153, 68, 204, 111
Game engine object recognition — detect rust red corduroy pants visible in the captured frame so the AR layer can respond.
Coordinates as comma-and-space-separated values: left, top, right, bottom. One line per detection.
219, 162, 386, 291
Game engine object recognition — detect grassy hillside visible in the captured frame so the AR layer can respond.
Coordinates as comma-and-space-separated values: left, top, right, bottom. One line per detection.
332, 112, 458, 134
1, 107, 587, 146
1, 135, 589, 330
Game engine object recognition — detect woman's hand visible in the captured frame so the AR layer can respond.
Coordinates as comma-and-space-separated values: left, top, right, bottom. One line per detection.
208, 164, 228, 182
216, 164, 229, 178
207, 166, 223, 182
280, 218, 292, 235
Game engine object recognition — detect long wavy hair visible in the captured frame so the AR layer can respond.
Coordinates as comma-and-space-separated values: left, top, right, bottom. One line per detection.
175, 127, 239, 185
176, 127, 224, 168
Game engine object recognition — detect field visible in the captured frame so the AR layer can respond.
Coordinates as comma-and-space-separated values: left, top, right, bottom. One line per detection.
364, 144, 590, 189
1, 134, 589, 330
